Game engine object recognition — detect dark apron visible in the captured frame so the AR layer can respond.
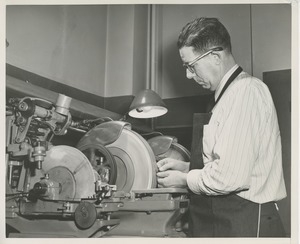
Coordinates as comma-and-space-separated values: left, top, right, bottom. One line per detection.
187, 66, 285, 237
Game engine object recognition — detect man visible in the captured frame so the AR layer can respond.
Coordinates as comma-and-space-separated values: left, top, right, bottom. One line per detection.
156, 17, 287, 237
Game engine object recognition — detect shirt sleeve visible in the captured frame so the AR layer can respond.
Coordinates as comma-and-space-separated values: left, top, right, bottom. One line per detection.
187, 81, 267, 195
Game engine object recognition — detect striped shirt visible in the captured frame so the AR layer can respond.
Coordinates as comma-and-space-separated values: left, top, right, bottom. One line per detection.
186, 69, 287, 203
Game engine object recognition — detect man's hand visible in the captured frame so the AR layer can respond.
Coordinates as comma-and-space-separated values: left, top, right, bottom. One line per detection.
157, 158, 190, 173
157, 170, 188, 188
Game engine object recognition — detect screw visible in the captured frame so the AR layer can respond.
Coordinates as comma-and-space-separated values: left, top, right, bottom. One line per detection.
18, 102, 28, 111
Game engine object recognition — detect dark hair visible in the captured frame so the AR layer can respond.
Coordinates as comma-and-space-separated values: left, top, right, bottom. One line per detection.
177, 17, 232, 53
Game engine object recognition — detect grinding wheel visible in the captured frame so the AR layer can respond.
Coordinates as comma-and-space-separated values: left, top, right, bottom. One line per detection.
107, 128, 157, 191
30, 145, 96, 200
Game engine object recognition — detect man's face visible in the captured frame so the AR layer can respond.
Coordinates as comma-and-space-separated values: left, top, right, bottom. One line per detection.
179, 46, 221, 91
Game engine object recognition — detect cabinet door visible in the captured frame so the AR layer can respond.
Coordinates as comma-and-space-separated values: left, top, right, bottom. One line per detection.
264, 69, 291, 237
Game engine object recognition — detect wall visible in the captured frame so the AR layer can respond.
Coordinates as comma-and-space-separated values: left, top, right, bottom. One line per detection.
251, 4, 291, 80
132, 5, 150, 95
104, 5, 149, 97
6, 5, 149, 99
6, 5, 108, 96
105, 5, 135, 97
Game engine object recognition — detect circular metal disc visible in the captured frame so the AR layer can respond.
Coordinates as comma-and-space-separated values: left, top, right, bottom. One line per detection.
162, 142, 191, 162
36, 145, 96, 199
47, 166, 76, 199
107, 128, 157, 191
147, 136, 191, 162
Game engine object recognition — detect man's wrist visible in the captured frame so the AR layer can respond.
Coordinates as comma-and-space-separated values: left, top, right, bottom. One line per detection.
180, 172, 188, 187
186, 169, 202, 193
183, 162, 190, 173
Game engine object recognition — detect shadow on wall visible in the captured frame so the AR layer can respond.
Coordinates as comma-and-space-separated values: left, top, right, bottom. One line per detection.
162, 37, 211, 98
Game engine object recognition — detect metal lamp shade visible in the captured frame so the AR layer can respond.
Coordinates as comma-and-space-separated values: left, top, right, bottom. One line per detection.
128, 89, 168, 118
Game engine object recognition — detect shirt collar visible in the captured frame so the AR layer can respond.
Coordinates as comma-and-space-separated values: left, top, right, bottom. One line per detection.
214, 64, 239, 101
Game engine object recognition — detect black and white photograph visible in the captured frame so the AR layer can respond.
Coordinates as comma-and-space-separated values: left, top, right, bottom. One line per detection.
2, 1, 298, 244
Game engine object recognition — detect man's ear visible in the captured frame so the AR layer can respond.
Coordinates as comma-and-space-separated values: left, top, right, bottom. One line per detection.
211, 52, 222, 65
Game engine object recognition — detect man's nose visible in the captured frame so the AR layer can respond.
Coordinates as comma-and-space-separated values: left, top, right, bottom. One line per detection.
186, 69, 195, 79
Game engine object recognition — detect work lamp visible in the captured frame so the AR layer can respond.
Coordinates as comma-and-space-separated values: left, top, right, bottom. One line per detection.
128, 89, 168, 119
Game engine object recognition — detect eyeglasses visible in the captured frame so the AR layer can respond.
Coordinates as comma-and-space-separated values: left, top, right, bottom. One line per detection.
183, 47, 224, 73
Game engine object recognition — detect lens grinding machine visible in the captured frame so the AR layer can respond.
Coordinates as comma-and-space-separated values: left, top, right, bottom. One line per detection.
5, 94, 190, 238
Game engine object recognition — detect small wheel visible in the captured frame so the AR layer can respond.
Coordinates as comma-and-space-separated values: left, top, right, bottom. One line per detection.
78, 144, 117, 185
74, 201, 97, 230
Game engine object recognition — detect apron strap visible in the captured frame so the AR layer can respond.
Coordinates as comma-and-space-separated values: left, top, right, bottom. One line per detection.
208, 66, 243, 112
